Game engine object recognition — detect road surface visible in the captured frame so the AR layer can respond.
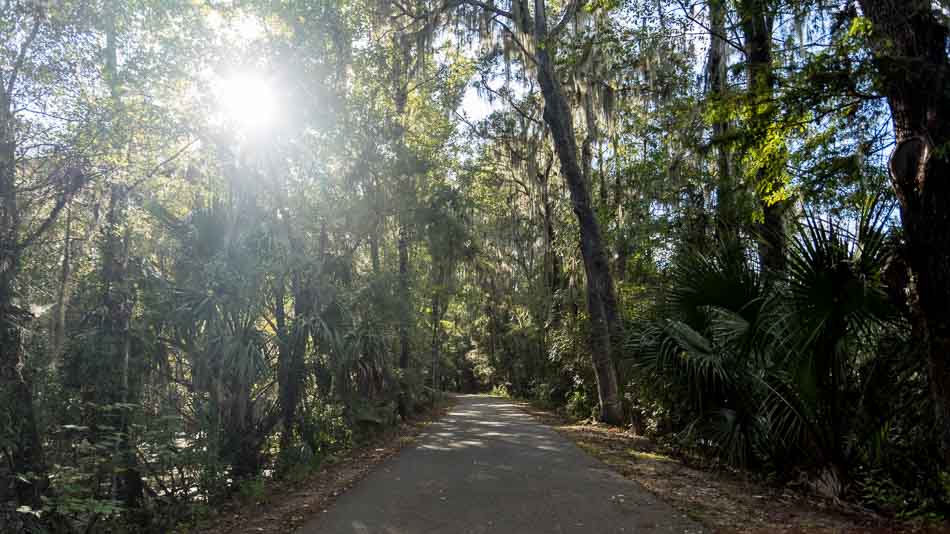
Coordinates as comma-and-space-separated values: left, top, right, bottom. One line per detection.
299, 395, 703, 533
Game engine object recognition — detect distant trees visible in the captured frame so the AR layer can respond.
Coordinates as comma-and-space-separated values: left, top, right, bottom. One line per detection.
444, 0, 626, 424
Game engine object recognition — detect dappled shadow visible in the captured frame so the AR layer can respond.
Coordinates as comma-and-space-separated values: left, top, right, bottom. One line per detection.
417, 398, 570, 455
300, 395, 703, 534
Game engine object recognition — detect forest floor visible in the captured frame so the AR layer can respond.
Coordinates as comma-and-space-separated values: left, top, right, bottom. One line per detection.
514, 400, 940, 533
184, 397, 455, 534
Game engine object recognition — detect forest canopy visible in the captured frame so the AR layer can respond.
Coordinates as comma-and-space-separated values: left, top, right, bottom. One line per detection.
1, 0, 950, 530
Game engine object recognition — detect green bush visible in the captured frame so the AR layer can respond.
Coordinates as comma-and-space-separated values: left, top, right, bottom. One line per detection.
566, 390, 595, 420
490, 383, 512, 398
531, 380, 559, 409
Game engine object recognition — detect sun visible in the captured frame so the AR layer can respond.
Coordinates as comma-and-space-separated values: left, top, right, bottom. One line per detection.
214, 72, 279, 131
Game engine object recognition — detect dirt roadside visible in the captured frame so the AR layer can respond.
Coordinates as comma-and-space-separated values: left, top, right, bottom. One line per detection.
513, 401, 943, 534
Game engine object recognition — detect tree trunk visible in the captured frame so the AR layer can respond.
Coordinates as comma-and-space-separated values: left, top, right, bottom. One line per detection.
98, 8, 144, 505
276, 193, 313, 460
397, 223, 413, 416
275, 272, 292, 455
738, 0, 787, 278
858, 0, 950, 465
50, 203, 103, 358
99, 183, 143, 508
0, 90, 46, 507
367, 171, 382, 275
390, 32, 415, 414
708, 0, 738, 244
284, 272, 311, 444
540, 162, 564, 325
398, 225, 411, 370
533, 2, 623, 425
431, 292, 440, 390
51, 208, 72, 356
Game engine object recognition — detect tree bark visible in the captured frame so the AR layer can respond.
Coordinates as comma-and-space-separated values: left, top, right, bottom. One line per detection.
533, 0, 623, 425
283, 271, 311, 444
99, 183, 143, 507
275, 182, 314, 459
708, 0, 738, 244
98, 8, 145, 505
539, 159, 564, 326
49, 203, 105, 358
391, 32, 414, 415
0, 85, 46, 508
370, 173, 381, 275
858, 0, 950, 465
431, 292, 440, 390
738, 0, 787, 278
51, 208, 72, 355
275, 272, 291, 455
398, 225, 411, 370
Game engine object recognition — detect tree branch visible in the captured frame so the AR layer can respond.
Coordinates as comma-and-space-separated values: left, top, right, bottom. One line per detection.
494, 16, 539, 66
675, 0, 745, 54
6, 16, 42, 99
128, 137, 200, 191
455, 0, 514, 20
549, 0, 587, 42
17, 178, 80, 250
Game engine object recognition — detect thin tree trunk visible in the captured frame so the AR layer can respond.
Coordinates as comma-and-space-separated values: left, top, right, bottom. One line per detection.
398, 226, 411, 370
276, 186, 313, 459
284, 271, 310, 440
52, 208, 72, 355
430, 263, 449, 391
370, 174, 381, 274
275, 271, 292, 455
613, 140, 630, 282
100, 6, 144, 505
51, 201, 103, 358
431, 292, 440, 390
391, 32, 415, 415
539, 158, 563, 325
99, 183, 142, 507
533, 0, 623, 425
858, 0, 950, 465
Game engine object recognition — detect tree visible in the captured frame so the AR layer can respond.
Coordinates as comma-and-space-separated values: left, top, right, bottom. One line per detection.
0, 3, 97, 506
736, 0, 789, 279
450, 0, 625, 424
857, 0, 950, 465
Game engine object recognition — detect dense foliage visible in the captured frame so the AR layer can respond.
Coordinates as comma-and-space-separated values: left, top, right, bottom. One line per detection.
1, 0, 949, 530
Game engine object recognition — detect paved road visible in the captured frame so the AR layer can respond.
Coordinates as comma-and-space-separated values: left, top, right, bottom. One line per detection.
299, 395, 703, 534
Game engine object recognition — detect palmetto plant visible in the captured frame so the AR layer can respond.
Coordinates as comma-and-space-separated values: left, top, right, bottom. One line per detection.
633, 198, 902, 480
770, 198, 900, 475
633, 240, 776, 467
151, 199, 280, 481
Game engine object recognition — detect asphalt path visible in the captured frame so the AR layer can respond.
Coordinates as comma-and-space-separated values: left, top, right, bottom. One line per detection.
299, 394, 704, 533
